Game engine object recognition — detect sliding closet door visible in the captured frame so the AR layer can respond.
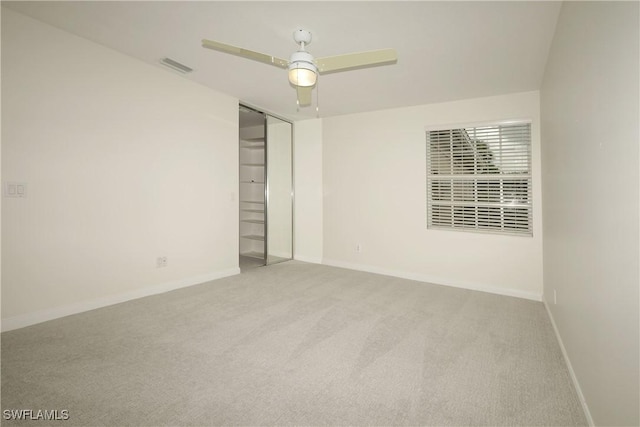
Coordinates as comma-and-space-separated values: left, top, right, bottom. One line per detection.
265, 115, 293, 264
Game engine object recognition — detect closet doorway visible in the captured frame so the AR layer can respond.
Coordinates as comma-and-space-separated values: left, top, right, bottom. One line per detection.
239, 105, 293, 270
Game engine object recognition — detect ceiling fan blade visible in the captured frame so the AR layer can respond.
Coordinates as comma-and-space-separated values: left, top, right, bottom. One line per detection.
297, 86, 312, 107
316, 48, 397, 74
202, 39, 288, 69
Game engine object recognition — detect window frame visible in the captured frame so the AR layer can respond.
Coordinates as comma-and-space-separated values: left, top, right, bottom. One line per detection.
425, 119, 533, 237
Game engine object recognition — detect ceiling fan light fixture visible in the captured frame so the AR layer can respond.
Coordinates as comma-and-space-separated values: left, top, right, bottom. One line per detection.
288, 62, 317, 87
288, 50, 317, 87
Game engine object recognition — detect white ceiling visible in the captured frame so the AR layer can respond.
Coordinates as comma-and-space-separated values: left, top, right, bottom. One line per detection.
3, 1, 562, 122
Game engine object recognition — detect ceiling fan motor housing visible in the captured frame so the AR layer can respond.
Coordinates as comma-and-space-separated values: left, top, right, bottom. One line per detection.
289, 51, 315, 67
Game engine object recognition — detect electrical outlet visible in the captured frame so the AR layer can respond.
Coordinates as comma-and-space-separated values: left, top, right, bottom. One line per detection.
356, 243, 362, 253
156, 257, 168, 268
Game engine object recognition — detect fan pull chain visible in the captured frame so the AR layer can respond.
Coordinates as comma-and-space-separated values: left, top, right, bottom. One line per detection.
316, 78, 320, 118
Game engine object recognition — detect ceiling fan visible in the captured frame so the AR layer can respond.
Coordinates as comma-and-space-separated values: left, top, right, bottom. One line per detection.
202, 29, 397, 107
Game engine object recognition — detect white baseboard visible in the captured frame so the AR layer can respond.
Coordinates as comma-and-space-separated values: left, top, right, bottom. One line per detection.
321, 258, 542, 301
293, 254, 323, 264
543, 299, 594, 426
1, 268, 240, 332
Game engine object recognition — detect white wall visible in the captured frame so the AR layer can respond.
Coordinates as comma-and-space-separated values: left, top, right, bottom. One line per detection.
293, 119, 323, 263
541, 2, 639, 426
1, 8, 240, 330
322, 92, 543, 300
0, 6, 3, 326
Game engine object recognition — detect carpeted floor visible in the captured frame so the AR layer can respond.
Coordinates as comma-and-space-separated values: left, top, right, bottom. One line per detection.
1, 261, 587, 426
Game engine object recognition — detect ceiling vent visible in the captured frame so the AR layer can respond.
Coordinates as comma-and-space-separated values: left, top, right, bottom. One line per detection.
160, 57, 193, 74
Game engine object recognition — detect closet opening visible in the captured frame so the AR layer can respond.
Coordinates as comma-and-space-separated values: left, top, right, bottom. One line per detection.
238, 104, 293, 271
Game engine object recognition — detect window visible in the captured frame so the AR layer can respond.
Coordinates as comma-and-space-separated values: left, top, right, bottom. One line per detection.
426, 122, 532, 236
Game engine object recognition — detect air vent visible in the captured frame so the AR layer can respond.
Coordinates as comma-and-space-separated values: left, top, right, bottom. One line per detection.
160, 57, 193, 74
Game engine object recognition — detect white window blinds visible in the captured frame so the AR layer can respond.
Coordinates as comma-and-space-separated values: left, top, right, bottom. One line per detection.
426, 123, 532, 236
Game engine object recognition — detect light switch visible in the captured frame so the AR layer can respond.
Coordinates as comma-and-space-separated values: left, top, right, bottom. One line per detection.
4, 182, 27, 198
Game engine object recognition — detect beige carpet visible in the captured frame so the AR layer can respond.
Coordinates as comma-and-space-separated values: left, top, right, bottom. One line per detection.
1, 261, 587, 426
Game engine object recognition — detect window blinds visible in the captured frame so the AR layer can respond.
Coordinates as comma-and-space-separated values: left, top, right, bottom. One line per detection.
426, 123, 532, 236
